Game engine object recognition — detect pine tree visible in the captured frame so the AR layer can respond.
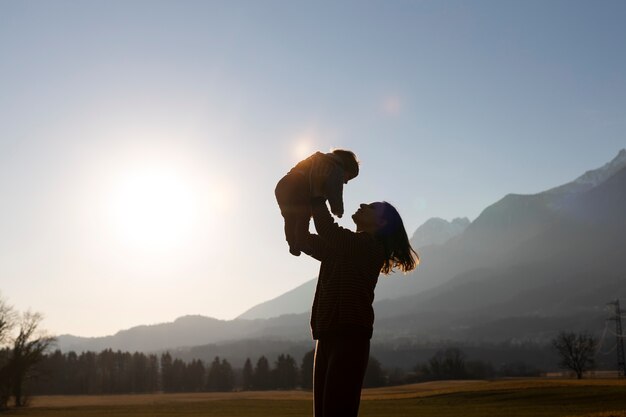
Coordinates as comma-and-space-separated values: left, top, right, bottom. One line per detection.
253, 356, 271, 390
242, 358, 254, 390
160, 352, 174, 392
147, 354, 159, 392
171, 359, 186, 392
300, 350, 314, 390
274, 354, 298, 390
207, 356, 234, 392
363, 356, 386, 388
184, 359, 205, 392
219, 358, 234, 391
206, 356, 221, 391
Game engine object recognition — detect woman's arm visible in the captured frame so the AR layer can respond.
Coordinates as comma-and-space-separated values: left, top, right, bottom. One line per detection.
309, 197, 364, 257
300, 233, 331, 261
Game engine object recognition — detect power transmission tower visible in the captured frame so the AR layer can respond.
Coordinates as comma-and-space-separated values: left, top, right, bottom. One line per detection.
607, 299, 626, 378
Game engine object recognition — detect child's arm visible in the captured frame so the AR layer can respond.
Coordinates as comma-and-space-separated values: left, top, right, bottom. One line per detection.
325, 167, 344, 218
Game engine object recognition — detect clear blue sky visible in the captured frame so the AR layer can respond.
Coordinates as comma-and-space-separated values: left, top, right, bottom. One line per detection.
1, 0, 624, 337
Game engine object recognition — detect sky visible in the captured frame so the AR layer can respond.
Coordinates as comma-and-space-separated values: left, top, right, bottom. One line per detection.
1, 0, 625, 337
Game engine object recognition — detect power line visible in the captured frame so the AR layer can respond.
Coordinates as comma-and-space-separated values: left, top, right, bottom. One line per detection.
606, 299, 626, 378
595, 321, 610, 354
599, 343, 619, 356
608, 328, 626, 339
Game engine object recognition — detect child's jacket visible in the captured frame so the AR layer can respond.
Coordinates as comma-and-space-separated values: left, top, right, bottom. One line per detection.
288, 152, 347, 217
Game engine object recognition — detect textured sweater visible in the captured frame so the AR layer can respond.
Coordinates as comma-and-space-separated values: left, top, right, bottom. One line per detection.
289, 152, 347, 217
302, 198, 385, 340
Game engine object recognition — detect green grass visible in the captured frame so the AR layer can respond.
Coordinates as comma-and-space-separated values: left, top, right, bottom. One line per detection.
5, 380, 626, 417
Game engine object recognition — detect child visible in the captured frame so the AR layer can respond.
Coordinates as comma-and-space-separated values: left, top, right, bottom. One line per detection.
275, 149, 359, 256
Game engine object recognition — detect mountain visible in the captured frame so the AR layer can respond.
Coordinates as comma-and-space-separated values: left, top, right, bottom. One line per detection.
236, 279, 316, 320
57, 315, 309, 353
236, 216, 471, 321
545, 148, 626, 196
59, 150, 626, 354
410, 217, 470, 249
374, 158, 626, 342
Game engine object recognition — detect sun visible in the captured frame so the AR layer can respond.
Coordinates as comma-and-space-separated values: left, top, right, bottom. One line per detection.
293, 136, 314, 162
107, 167, 196, 252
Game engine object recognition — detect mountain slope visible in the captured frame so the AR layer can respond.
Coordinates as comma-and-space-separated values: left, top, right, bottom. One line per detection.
374, 164, 626, 341
236, 279, 316, 320
57, 315, 310, 353
236, 216, 472, 321
546, 148, 626, 195
410, 217, 470, 249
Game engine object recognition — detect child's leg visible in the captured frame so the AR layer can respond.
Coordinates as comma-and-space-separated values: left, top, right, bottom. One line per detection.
275, 173, 306, 256
292, 205, 311, 252
284, 210, 301, 256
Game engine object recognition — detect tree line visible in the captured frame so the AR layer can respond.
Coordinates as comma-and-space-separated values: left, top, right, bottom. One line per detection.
26, 349, 387, 395
16, 337, 596, 400
19, 337, 597, 398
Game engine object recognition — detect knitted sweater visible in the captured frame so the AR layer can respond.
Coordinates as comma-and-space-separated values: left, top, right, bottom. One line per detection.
302, 198, 385, 340
289, 152, 347, 217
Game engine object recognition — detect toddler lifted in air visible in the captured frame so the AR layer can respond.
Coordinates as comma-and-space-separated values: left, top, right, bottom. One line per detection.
275, 149, 359, 256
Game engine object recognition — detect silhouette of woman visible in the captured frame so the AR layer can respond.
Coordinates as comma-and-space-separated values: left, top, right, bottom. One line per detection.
300, 196, 418, 417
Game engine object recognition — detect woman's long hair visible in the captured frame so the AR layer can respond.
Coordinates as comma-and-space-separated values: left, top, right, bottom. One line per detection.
375, 202, 419, 275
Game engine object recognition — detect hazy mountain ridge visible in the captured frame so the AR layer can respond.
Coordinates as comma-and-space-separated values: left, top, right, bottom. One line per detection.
59, 315, 264, 353
236, 216, 472, 321
374, 161, 626, 341
236, 279, 316, 320
410, 217, 470, 249
545, 148, 626, 196
58, 150, 626, 354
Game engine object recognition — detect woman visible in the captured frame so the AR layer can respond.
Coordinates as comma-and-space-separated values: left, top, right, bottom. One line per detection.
300, 196, 418, 417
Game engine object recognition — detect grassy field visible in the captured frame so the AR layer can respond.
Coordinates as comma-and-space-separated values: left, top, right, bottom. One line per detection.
4, 379, 626, 417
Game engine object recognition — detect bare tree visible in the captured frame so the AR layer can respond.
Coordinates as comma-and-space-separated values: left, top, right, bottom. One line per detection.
421, 347, 468, 380
0, 294, 16, 345
0, 295, 16, 409
5, 311, 55, 407
552, 331, 597, 379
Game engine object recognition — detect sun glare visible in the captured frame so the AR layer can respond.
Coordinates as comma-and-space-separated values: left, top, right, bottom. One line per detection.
293, 137, 313, 161
108, 168, 196, 252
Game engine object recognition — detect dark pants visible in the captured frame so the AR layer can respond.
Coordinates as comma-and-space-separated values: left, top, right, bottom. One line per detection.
313, 334, 370, 417
275, 172, 311, 253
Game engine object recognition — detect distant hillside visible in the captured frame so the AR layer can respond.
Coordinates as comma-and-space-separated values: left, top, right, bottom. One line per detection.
237, 279, 316, 320
57, 315, 309, 353
236, 216, 471, 321
410, 217, 470, 249
545, 148, 626, 196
